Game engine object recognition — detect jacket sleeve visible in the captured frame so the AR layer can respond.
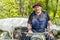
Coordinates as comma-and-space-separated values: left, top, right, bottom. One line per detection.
28, 13, 33, 24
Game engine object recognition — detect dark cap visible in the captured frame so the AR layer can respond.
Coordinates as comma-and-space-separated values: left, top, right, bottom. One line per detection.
33, 2, 42, 8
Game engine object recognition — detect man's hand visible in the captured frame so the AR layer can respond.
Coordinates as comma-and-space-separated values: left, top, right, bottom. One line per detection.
48, 32, 54, 38
26, 30, 33, 36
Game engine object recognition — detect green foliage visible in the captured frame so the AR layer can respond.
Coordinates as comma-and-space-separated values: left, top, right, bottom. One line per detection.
54, 30, 60, 39
0, 0, 60, 24
0, 30, 3, 35
0, 0, 20, 18
0, 0, 60, 39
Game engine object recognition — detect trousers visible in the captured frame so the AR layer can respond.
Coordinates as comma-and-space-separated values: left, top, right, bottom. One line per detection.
25, 29, 55, 40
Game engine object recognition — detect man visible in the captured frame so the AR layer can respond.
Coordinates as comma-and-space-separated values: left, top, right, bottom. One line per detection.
25, 2, 54, 40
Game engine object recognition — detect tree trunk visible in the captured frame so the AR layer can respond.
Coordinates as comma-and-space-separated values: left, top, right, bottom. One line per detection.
53, 0, 58, 19
45, 0, 49, 11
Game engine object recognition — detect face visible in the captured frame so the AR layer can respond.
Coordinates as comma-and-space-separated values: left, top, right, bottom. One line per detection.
34, 6, 42, 13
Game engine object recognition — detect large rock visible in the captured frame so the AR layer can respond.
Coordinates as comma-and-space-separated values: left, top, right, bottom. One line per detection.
0, 18, 28, 32
0, 18, 60, 32
51, 24, 60, 30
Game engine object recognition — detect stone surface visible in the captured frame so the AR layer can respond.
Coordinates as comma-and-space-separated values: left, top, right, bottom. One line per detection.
0, 18, 60, 32
0, 18, 28, 32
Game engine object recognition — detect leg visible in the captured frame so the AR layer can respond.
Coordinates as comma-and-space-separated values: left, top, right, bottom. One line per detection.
45, 33, 55, 40
25, 36, 31, 40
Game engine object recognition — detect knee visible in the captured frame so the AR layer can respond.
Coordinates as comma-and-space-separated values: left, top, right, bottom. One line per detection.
48, 32, 54, 38
46, 33, 55, 40
25, 36, 31, 40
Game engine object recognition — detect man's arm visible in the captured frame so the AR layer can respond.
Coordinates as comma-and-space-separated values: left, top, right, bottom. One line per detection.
47, 14, 54, 38
48, 20, 54, 38
27, 23, 32, 31
27, 13, 33, 33
48, 20, 52, 30
46, 13, 52, 30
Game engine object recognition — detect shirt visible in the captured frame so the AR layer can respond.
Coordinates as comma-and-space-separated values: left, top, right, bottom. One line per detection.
28, 11, 50, 31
